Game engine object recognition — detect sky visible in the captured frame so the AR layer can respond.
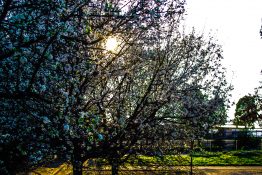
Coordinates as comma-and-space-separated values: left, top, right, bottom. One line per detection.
184, 0, 262, 120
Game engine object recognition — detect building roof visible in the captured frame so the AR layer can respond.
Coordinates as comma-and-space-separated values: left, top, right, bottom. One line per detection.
215, 124, 262, 131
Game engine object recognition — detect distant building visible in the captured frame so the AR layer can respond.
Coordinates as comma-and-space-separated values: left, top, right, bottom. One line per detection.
209, 124, 262, 139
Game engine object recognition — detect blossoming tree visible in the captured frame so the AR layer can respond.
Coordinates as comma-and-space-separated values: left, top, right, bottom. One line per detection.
0, 0, 186, 174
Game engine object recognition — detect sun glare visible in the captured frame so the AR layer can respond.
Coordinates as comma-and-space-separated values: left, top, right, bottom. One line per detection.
105, 37, 119, 52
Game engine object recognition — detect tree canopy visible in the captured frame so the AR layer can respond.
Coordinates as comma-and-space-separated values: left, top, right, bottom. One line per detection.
0, 1, 231, 175
233, 95, 262, 128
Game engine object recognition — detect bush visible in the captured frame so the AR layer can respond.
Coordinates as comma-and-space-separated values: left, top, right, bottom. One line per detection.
237, 137, 261, 150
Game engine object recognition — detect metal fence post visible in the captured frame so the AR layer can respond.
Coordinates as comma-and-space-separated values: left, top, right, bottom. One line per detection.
210, 140, 212, 152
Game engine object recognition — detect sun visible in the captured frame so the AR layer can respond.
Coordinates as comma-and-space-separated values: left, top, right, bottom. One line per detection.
105, 37, 119, 52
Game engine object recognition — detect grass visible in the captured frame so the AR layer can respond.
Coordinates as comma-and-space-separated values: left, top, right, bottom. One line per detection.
129, 150, 262, 166
192, 150, 262, 166
31, 150, 262, 174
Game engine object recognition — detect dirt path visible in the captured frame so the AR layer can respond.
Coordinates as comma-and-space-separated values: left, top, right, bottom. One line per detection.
196, 166, 262, 175
31, 165, 262, 175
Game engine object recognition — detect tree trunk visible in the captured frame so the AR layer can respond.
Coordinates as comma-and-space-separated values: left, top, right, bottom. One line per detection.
111, 161, 119, 175
72, 160, 83, 175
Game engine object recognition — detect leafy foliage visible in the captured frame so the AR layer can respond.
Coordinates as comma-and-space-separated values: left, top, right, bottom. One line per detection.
260, 23, 262, 38
233, 95, 262, 128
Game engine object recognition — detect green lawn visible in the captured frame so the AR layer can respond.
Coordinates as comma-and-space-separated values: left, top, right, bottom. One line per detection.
129, 150, 262, 166
32, 150, 262, 174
